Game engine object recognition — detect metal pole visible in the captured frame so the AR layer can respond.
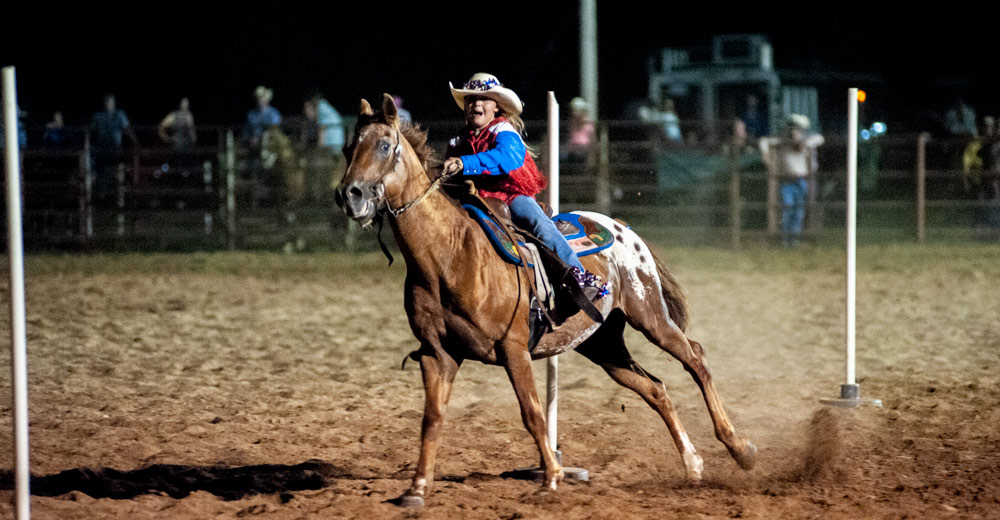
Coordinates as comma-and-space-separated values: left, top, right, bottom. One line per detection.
225, 130, 237, 250
846, 88, 858, 387
917, 133, 928, 243
4, 65, 31, 520
820, 88, 880, 408
580, 0, 598, 119
545, 92, 560, 453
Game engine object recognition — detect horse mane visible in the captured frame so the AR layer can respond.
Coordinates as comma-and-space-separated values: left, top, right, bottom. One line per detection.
350, 109, 440, 175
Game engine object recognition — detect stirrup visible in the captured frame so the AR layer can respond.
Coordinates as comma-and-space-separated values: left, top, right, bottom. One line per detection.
571, 266, 609, 300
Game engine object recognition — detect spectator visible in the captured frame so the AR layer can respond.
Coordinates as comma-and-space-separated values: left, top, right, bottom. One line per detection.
759, 114, 825, 248
740, 94, 769, 142
244, 85, 282, 146
0, 105, 28, 150
301, 90, 345, 203
42, 111, 71, 149
158, 97, 197, 152
392, 95, 412, 124
310, 90, 344, 154
90, 94, 137, 204
945, 97, 978, 138
564, 96, 595, 165
639, 98, 682, 144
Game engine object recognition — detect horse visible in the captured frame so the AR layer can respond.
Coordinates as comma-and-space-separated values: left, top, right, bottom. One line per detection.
335, 94, 757, 507
261, 126, 307, 251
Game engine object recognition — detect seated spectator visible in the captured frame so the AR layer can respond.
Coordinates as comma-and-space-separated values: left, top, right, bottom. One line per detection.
564, 96, 595, 165
740, 94, 769, 143
42, 111, 72, 149
1, 105, 28, 150
639, 98, 682, 144
945, 97, 978, 137
392, 95, 412, 124
158, 97, 197, 152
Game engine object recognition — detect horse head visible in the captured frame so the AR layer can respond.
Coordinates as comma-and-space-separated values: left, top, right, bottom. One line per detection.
335, 93, 411, 228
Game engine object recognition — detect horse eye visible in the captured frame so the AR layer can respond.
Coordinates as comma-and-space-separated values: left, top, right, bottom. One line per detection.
380, 143, 391, 153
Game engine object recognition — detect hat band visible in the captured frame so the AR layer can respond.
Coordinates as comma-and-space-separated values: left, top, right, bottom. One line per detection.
463, 77, 501, 91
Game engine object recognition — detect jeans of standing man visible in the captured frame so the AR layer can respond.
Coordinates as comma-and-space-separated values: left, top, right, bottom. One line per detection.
780, 178, 808, 247
508, 195, 584, 269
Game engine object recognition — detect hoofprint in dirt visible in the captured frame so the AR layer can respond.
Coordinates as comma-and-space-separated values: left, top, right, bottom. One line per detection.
0, 244, 998, 519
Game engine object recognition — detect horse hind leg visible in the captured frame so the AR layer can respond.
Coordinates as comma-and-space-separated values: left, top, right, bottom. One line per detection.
575, 311, 704, 481
626, 306, 757, 471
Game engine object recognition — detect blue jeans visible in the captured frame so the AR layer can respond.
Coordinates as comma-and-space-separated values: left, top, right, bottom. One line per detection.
780, 178, 808, 245
509, 195, 584, 269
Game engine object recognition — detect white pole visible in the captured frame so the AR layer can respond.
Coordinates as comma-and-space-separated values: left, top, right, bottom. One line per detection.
846, 88, 858, 386
580, 0, 598, 119
545, 92, 559, 453
4, 65, 31, 520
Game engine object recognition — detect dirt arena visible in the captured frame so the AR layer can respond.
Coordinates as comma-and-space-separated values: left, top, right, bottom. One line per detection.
1, 244, 998, 519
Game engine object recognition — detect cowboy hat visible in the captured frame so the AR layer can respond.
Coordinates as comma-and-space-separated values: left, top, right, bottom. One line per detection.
449, 73, 523, 116
787, 113, 811, 130
570, 97, 589, 113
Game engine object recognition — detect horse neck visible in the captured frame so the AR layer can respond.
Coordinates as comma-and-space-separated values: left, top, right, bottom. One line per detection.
387, 160, 481, 277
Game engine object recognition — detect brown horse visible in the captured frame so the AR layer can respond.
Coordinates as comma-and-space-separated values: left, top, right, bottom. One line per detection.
336, 94, 757, 507
261, 126, 307, 251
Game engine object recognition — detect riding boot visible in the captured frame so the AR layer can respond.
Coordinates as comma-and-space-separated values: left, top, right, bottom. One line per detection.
570, 266, 610, 302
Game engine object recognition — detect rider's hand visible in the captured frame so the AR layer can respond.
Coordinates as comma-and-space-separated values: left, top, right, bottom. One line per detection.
443, 157, 463, 175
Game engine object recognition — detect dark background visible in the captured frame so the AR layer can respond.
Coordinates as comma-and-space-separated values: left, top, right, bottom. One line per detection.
3, 2, 999, 133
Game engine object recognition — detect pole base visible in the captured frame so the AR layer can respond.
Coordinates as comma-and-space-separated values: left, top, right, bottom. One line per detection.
503, 450, 590, 482
819, 383, 882, 408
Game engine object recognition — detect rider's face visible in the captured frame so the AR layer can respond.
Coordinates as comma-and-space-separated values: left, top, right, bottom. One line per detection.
465, 95, 499, 130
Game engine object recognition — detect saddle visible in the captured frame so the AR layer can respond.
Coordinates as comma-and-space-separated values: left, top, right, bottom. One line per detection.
457, 185, 609, 350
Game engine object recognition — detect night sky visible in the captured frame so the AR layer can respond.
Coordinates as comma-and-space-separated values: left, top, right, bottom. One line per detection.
4, 2, 999, 133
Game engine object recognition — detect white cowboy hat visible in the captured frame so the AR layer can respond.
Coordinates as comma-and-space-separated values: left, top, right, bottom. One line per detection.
449, 73, 523, 116
254, 86, 273, 102
787, 113, 811, 130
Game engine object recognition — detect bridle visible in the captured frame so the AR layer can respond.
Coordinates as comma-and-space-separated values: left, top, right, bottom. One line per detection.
346, 123, 457, 265
353, 125, 456, 219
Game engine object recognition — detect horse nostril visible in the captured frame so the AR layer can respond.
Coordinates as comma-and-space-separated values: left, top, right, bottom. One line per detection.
347, 186, 364, 201
334, 188, 344, 208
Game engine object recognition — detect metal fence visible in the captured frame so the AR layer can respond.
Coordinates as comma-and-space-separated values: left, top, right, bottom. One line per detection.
5, 122, 999, 251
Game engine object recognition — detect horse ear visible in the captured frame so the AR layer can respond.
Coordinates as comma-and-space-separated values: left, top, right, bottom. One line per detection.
359, 99, 374, 116
382, 93, 400, 128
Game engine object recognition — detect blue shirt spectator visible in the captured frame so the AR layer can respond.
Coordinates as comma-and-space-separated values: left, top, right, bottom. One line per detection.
91, 95, 134, 151
316, 98, 344, 151
0, 106, 27, 149
244, 86, 282, 145
42, 111, 71, 149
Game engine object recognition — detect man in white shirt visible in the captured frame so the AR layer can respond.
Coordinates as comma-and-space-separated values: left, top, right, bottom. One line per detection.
759, 114, 825, 247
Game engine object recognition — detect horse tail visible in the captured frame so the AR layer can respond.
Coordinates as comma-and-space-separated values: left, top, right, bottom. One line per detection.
648, 246, 690, 332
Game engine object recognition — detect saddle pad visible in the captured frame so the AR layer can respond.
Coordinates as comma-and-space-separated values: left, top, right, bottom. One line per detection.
463, 205, 615, 266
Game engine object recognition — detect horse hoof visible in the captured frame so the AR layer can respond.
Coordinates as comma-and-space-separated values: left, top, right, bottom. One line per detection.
734, 440, 758, 470
395, 494, 425, 508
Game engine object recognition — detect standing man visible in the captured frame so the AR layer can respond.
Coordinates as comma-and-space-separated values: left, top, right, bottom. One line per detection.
759, 114, 824, 247
90, 94, 137, 205
244, 86, 282, 147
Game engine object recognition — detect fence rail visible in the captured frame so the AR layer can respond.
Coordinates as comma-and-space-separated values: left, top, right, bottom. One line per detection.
4, 123, 999, 250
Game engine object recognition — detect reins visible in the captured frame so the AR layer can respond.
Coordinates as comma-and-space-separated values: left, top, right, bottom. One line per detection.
361, 122, 559, 333
365, 127, 459, 265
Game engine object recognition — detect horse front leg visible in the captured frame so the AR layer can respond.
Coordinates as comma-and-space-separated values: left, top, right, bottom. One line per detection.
398, 351, 460, 507
502, 348, 564, 491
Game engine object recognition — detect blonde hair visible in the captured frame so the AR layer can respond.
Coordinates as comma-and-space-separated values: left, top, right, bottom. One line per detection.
496, 108, 536, 157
